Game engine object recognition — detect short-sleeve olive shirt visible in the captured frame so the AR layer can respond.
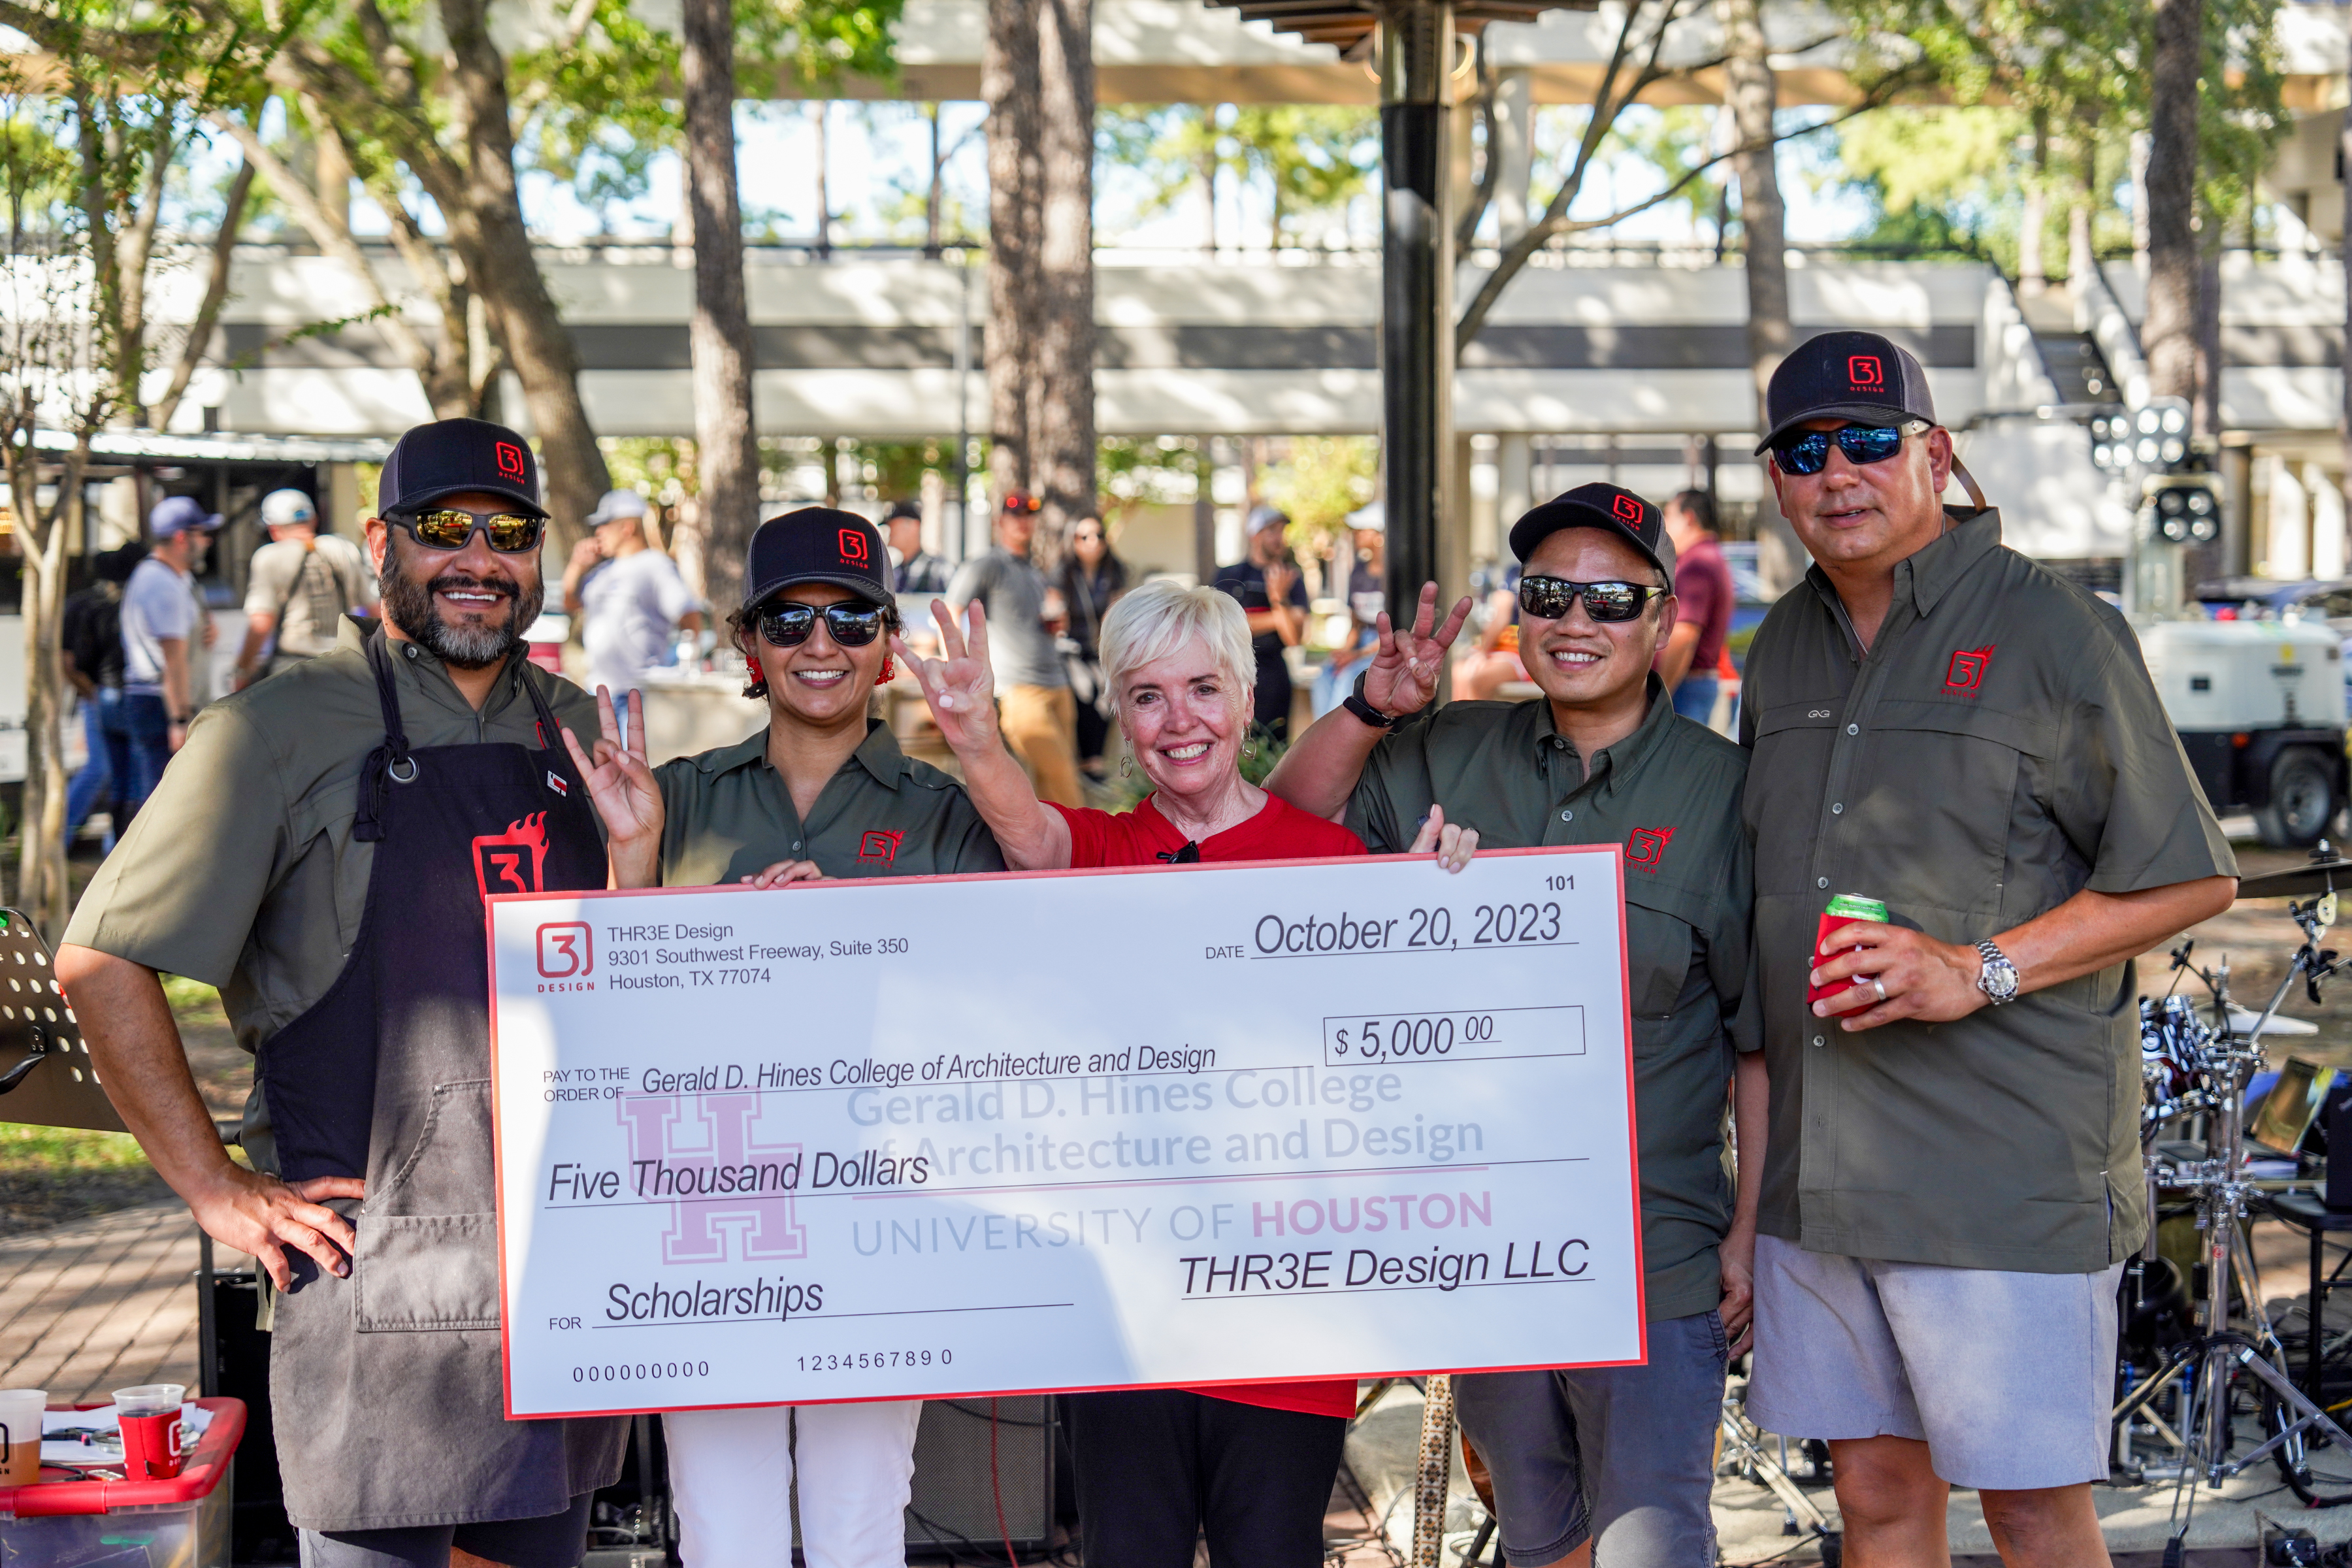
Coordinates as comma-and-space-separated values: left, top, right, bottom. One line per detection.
62, 617, 601, 1166
652, 720, 1004, 885
1737, 508, 2235, 1273
1345, 679, 1753, 1324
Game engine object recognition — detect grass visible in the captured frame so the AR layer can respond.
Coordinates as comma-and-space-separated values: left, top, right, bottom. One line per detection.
0, 1122, 150, 1175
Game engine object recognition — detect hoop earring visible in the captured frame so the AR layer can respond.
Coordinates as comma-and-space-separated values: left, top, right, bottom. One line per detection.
1119, 755, 1134, 779
1242, 743, 1256, 760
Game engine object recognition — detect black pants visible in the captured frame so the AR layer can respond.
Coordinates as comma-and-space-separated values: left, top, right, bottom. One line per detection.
1251, 666, 1293, 747
1068, 1390, 1347, 1568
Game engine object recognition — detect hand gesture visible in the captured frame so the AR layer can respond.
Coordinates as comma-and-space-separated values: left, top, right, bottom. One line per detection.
188, 1164, 366, 1292
742, 860, 826, 889
568, 535, 604, 574
561, 687, 664, 883
892, 599, 1001, 757
1405, 802, 1480, 874
1364, 583, 1473, 716
1264, 562, 1297, 603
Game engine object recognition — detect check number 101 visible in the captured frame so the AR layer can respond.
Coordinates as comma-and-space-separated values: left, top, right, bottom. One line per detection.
1322, 1005, 1585, 1066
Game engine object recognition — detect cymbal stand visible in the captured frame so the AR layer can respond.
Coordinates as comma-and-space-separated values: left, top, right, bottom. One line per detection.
2112, 897, 2351, 1533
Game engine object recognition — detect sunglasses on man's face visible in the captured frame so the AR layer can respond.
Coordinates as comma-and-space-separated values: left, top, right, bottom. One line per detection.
1770, 421, 1927, 476
757, 600, 887, 649
389, 507, 546, 554
1518, 576, 1656, 624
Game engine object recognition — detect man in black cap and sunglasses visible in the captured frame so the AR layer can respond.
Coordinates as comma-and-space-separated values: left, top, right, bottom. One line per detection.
1266, 482, 1766, 1567
1735, 331, 2235, 1566
59, 416, 625, 1567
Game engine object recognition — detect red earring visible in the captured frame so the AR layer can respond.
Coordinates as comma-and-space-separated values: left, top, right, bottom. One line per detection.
743, 672, 770, 699
878, 653, 896, 684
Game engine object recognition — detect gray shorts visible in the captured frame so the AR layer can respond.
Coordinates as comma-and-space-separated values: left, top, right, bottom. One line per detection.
298, 1494, 593, 1568
1454, 1309, 1727, 1567
1746, 1233, 2121, 1492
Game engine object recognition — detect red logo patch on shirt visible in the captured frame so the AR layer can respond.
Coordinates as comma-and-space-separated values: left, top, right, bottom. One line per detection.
1848, 354, 1885, 389
1626, 825, 1675, 871
857, 829, 904, 864
840, 528, 870, 566
1944, 645, 1996, 694
474, 812, 551, 899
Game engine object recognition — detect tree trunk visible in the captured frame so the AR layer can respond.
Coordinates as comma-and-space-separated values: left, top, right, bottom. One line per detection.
983, 0, 1043, 500
1722, 0, 1803, 589
1199, 106, 1218, 253
152, 155, 255, 432
432, 0, 610, 544
7, 440, 79, 937
681, 0, 760, 612
1033, 0, 1096, 563
2018, 112, 2047, 297
813, 102, 832, 259
2144, 0, 2202, 402
926, 103, 945, 258
2342, 63, 2352, 541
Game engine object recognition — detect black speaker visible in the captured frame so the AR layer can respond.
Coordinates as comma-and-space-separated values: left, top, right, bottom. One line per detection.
904, 1397, 1056, 1555
205, 1269, 297, 1565
2327, 1079, 2352, 1211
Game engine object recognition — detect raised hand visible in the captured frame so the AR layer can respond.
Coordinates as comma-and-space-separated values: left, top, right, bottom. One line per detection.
891, 599, 1002, 756
561, 686, 664, 886
1405, 802, 1480, 874
1364, 583, 1475, 716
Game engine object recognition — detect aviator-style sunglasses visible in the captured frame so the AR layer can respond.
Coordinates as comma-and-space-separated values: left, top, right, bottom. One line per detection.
386, 506, 547, 554
757, 600, 888, 648
1518, 576, 1656, 624
1769, 420, 1930, 476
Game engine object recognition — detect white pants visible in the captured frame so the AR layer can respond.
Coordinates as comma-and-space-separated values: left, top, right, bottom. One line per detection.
666, 1400, 923, 1568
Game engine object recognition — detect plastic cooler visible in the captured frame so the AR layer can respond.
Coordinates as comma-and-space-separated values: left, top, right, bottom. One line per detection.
0, 1397, 243, 1567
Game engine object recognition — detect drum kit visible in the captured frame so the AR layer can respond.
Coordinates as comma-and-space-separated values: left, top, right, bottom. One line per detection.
2114, 843, 2352, 1515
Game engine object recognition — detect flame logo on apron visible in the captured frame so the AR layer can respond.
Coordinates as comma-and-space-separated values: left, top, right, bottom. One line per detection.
474, 813, 550, 900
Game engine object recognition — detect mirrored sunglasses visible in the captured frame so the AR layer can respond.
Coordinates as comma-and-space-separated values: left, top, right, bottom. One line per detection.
1517, 576, 1654, 624
757, 600, 887, 648
389, 507, 546, 553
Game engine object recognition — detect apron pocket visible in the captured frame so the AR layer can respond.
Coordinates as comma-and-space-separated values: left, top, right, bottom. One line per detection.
353, 1212, 502, 1331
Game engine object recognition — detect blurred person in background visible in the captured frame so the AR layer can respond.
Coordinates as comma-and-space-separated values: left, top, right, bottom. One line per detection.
121, 496, 220, 805
946, 491, 1084, 806
894, 577, 1472, 1568
563, 506, 1002, 1568
563, 487, 704, 702
1215, 505, 1308, 745
1057, 512, 1128, 779
887, 498, 952, 599
1455, 554, 1527, 702
63, 542, 143, 851
1655, 490, 1734, 725
1311, 502, 1386, 717
235, 487, 376, 688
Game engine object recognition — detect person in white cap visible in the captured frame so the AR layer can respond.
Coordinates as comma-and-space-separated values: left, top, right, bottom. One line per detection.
235, 488, 377, 688
1312, 502, 1386, 717
562, 487, 704, 702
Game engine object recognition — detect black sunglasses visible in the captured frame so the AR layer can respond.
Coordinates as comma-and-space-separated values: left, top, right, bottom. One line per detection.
1770, 421, 1925, 476
757, 600, 887, 648
1518, 576, 1657, 624
387, 506, 546, 554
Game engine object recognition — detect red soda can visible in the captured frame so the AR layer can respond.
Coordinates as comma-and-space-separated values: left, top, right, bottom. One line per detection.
1809, 892, 1889, 1006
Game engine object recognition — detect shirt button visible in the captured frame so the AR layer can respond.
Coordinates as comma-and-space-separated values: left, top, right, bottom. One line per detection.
792, 841, 802, 851
1816, 877, 1829, 889
1812, 1036, 1825, 1047
1846, 723, 1859, 736
1561, 809, 1573, 822
1831, 803, 1844, 814
403, 644, 419, 660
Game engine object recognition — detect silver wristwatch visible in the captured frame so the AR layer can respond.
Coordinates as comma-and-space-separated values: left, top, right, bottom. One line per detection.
1975, 940, 2020, 1006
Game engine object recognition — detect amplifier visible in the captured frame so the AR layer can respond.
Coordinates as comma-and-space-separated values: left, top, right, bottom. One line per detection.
902, 1397, 1057, 1554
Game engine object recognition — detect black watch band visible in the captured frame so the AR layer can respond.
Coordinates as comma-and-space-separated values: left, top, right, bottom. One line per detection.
1342, 691, 1397, 730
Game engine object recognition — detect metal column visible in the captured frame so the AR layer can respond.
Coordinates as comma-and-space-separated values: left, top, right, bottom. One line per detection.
1379, 0, 1454, 627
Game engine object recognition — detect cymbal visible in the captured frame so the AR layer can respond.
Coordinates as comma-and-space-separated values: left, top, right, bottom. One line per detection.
2237, 858, 2352, 900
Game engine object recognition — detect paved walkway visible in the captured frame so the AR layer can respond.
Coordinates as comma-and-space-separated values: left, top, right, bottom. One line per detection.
0, 1199, 248, 1403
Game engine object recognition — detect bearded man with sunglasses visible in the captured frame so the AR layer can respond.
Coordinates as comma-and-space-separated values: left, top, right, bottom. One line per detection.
59, 417, 626, 1568
1267, 482, 1764, 1567
1736, 333, 2236, 1567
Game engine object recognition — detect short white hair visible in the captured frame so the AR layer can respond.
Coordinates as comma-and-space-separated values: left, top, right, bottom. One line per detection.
1099, 580, 1255, 714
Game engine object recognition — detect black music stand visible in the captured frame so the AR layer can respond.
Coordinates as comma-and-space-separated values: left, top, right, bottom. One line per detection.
0, 907, 124, 1132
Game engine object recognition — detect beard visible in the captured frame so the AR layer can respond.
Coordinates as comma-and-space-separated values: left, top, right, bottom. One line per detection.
382, 544, 542, 670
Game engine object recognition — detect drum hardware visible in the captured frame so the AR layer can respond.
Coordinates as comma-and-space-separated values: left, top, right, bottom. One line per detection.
1718, 1384, 1840, 1565
2115, 877, 2352, 1533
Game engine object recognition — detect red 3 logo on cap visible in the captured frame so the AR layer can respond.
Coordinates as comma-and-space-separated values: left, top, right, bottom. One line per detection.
1944, 644, 1996, 694
1626, 825, 1675, 871
494, 441, 527, 481
839, 528, 870, 566
1848, 355, 1885, 389
1610, 493, 1643, 523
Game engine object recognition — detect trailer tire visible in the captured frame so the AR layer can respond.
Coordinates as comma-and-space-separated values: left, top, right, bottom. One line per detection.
2255, 747, 2339, 848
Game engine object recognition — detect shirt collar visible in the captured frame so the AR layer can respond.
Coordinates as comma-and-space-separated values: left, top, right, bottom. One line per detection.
344, 615, 531, 719
1804, 505, 2003, 634
1529, 674, 1676, 787
696, 718, 907, 792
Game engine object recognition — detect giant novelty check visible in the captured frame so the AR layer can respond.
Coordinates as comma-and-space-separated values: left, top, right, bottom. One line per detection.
487, 845, 1642, 1418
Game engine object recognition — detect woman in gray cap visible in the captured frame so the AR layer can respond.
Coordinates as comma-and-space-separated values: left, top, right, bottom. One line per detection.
562, 506, 1001, 1568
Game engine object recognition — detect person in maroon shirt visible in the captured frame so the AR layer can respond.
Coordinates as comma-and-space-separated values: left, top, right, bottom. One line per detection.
1656, 489, 1735, 725
894, 578, 1475, 1568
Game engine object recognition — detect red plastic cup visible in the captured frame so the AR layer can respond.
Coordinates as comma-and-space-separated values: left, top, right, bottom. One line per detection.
114, 1384, 186, 1480
1808, 894, 1890, 1007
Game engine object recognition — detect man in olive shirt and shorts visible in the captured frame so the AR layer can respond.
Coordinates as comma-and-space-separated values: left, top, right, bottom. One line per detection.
1269, 483, 1768, 1566
1737, 333, 2236, 1566
946, 492, 1084, 808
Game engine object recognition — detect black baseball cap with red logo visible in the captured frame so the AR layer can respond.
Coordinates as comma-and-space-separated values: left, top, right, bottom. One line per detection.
745, 507, 893, 610
1508, 482, 1673, 578
1754, 330, 1938, 454
376, 417, 546, 517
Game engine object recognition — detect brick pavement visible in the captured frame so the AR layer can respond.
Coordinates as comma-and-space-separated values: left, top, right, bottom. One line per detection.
0, 1199, 250, 1403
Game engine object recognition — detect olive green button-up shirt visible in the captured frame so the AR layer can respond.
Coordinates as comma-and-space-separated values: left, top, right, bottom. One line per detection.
62, 617, 600, 1164
1737, 508, 2234, 1273
1346, 681, 1753, 1323
653, 720, 1004, 885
